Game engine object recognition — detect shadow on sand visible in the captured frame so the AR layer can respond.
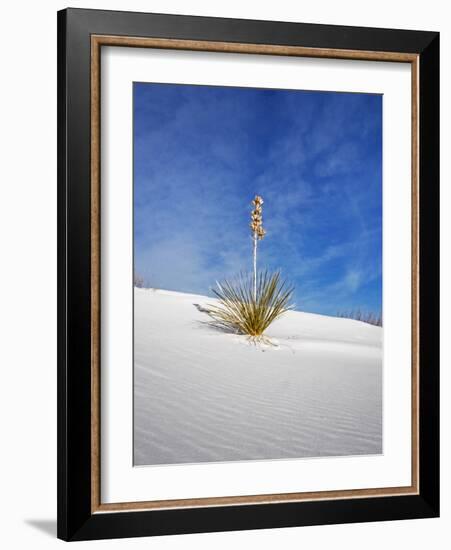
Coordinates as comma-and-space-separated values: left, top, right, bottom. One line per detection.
193, 303, 238, 335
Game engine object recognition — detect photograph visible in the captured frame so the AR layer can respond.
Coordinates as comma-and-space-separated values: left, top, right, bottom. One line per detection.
54, 5, 440, 542
133, 82, 383, 466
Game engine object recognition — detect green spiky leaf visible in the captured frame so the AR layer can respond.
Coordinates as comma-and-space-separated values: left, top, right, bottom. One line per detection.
205, 270, 294, 337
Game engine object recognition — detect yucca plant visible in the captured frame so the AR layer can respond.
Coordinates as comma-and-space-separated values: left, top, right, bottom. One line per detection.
205, 196, 294, 342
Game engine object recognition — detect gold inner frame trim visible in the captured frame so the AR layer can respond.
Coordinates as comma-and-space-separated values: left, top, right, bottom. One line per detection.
90, 34, 420, 514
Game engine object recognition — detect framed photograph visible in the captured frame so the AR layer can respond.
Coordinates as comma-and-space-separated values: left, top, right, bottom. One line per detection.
57, 8, 439, 541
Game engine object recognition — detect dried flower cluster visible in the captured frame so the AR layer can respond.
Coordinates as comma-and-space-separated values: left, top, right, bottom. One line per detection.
250, 195, 266, 300
250, 195, 266, 240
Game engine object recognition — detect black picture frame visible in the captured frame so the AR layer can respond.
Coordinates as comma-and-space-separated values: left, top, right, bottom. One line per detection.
57, 7, 439, 541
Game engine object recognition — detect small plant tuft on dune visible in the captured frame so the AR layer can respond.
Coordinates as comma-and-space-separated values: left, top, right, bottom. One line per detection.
337, 310, 382, 327
134, 274, 145, 288
205, 195, 294, 341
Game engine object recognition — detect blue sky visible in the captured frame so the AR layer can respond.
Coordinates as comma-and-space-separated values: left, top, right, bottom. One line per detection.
134, 82, 382, 316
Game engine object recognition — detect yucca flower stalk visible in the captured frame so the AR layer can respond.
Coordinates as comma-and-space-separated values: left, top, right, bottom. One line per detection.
250, 195, 266, 300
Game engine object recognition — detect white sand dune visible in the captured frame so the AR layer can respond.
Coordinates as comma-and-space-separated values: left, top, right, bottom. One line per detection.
134, 288, 382, 466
